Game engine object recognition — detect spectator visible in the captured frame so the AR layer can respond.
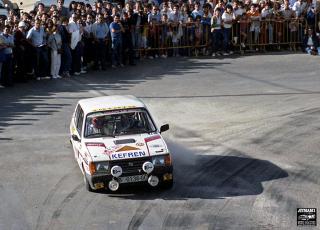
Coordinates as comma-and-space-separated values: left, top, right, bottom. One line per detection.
59, 17, 72, 78
169, 5, 181, 23
0, 25, 14, 86
91, 13, 110, 70
0, 38, 5, 85
110, 14, 124, 68
261, 3, 274, 44
303, 27, 319, 54
82, 14, 94, 70
68, 13, 82, 75
26, 19, 49, 80
247, 4, 261, 49
221, 4, 234, 55
211, 7, 223, 56
148, 6, 161, 23
14, 21, 28, 82
57, 0, 69, 17
191, 3, 204, 19
47, 25, 62, 79
122, 11, 135, 65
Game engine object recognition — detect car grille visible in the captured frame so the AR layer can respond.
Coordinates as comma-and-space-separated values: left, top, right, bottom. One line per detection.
110, 157, 151, 175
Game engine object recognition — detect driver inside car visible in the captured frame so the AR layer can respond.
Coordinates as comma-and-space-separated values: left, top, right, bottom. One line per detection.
88, 116, 105, 136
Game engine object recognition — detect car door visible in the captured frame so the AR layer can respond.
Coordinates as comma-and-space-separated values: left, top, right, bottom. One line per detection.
72, 105, 84, 162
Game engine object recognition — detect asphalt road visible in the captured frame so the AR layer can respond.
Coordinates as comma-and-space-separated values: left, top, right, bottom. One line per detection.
0, 53, 320, 230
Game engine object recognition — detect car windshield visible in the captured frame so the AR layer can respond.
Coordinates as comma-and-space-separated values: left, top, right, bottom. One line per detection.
84, 109, 156, 138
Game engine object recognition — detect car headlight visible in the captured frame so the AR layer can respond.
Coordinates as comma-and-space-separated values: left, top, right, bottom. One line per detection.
152, 154, 171, 166
95, 161, 109, 173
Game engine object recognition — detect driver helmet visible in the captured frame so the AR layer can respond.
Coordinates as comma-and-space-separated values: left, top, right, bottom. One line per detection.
92, 117, 104, 129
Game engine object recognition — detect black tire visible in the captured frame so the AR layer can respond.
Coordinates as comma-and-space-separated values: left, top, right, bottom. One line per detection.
84, 174, 94, 192
160, 179, 173, 190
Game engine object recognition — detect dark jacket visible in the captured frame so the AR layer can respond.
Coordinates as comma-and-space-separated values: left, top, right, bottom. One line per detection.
303, 34, 319, 50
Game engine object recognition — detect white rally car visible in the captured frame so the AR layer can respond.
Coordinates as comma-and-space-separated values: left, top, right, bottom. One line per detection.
70, 95, 173, 192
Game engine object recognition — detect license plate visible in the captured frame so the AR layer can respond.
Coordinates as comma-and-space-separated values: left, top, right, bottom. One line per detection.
118, 175, 148, 184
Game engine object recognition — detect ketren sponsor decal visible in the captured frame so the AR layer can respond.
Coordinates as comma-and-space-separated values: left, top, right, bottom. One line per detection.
111, 151, 146, 159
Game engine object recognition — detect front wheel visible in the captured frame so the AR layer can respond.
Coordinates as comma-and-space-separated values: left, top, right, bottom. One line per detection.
84, 174, 93, 192
160, 179, 173, 189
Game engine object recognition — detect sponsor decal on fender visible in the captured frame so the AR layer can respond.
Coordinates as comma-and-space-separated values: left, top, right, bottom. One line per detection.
145, 135, 161, 143
85, 142, 106, 147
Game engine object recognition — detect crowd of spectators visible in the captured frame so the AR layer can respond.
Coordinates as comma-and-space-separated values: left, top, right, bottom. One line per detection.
0, 0, 319, 87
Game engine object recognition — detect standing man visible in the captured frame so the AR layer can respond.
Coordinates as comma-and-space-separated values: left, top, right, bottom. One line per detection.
59, 17, 72, 78
0, 25, 14, 87
109, 14, 124, 68
68, 13, 82, 75
57, 0, 69, 17
14, 21, 28, 82
122, 11, 135, 65
26, 19, 49, 80
91, 13, 110, 70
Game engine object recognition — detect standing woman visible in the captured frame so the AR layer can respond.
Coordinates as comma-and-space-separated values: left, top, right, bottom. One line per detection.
48, 25, 62, 79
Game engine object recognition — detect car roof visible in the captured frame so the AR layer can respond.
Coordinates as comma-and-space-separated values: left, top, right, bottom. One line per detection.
78, 95, 147, 114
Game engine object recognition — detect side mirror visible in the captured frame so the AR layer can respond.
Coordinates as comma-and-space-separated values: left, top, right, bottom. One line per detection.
160, 124, 169, 133
72, 134, 81, 142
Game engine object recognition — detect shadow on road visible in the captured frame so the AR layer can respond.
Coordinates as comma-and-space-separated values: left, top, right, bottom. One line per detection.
0, 58, 230, 139
0, 55, 317, 139
106, 143, 288, 200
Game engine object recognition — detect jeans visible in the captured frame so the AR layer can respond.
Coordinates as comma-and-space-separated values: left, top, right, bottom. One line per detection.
223, 28, 231, 52
1, 54, 13, 86
94, 39, 107, 69
60, 43, 72, 74
212, 29, 223, 53
71, 43, 81, 74
112, 39, 122, 66
51, 50, 61, 77
34, 46, 49, 78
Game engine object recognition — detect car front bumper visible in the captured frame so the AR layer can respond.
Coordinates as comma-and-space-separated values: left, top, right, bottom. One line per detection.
86, 165, 173, 190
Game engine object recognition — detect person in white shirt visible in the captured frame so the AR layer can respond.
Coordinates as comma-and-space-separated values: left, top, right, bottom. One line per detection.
292, 0, 307, 17
68, 13, 82, 75
222, 4, 234, 55
211, 8, 223, 56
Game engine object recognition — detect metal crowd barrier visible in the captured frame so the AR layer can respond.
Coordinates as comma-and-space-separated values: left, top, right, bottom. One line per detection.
131, 18, 313, 55
132, 22, 211, 56
232, 18, 306, 52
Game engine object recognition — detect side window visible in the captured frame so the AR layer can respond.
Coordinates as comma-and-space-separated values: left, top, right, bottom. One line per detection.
74, 104, 80, 124
76, 106, 84, 135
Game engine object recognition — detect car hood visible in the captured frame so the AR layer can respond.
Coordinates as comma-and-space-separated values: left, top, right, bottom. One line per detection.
84, 133, 168, 162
